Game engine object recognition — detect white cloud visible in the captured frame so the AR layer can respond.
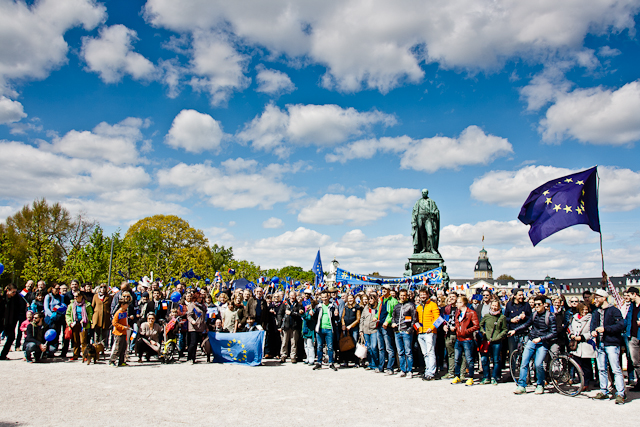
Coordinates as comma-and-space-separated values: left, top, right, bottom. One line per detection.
237, 103, 396, 157
62, 189, 188, 226
262, 217, 284, 229
298, 187, 419, 225
164, 109, 224, 153
0, 96, 27, 124
0, 0, 105, 95
255, 65, 296, 95
540, 80, 640, 145
81, 24, 157, 83
0, 140, 150, 200
597, 46, 621, 57
40, 117, 147, 164
189, 31, 251, 106
0, 205, 18, 224
470, 165, 640, 211
326, 126, 513, 172
157, 159, 300, 209
144, 0, 639, 93
519, 66, 573, 112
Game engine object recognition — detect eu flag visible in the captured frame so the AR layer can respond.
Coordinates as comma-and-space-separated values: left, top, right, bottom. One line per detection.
518, 166, 600, 246
312, 250, 324, 287
207, 331, 265, 366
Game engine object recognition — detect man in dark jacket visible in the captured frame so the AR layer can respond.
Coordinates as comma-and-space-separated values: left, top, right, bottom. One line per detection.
505, 289, 533, 363
391, 289, 417, 378
590, 289, 626, 404
513, 295, 556, 395
277, 291, 303, 363
1, 284, 26, 360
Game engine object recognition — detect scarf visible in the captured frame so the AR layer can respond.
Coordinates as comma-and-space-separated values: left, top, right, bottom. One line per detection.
489, 308, 501, 316
72, 300, 88, 324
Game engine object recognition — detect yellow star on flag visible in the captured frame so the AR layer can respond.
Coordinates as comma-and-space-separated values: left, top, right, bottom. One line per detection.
545, 197, 552, 205
565, 178, 573, 183
543, 190, 550, 196
563, 205, 572, 213
553, 204, 561, 212
576, 180, 584, 185
576, 206, 584, 214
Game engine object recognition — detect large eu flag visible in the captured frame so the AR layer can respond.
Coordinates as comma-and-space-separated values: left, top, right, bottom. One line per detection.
518, 166, 600, 246
312, 250, 323, 287
207, 331, 264, 366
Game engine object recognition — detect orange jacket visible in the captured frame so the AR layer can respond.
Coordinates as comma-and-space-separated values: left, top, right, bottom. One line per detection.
416, 301, 440, 334
112, 308, 129, 336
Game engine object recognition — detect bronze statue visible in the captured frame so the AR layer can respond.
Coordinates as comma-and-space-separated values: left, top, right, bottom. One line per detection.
411, 189, 440, 254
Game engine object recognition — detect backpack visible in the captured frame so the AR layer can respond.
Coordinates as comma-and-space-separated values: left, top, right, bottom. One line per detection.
532, 310, 550, 326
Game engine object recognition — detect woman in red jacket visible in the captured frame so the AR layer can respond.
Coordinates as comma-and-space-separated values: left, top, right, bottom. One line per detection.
451, 296, 479, 386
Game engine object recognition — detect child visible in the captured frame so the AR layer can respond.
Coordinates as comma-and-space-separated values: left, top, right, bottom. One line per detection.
20, 311, 34, 334
109, 300, 130, 367
242, 315, 262, 332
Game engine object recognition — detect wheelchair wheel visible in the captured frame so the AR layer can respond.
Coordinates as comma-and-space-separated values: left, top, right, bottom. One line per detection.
164, 341, 177, 364
549, 355, 584, 396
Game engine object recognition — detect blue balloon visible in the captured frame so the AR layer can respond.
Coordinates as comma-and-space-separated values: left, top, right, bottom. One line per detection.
56, 303, 67, 314
0, 263, 4, 275
44, 329, 57, 342
538, 285, 546, 294
294, 280, 301, 287
170, 291, 181, 303
271, 276, 280, 284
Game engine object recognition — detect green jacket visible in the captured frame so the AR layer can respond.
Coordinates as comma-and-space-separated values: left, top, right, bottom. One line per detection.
65, 300, 94, 329
383, 296, 398, 325
479, 312, 507, 343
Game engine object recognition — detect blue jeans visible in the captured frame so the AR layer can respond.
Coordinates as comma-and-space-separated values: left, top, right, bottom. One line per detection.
24, 342, 42, 362
481, 342, 501, 380
596, 343, 625, 397
364, 333, 380, 370
454, 340, 475, 378
417, 333, 437, 377
379, 326, 396, 371
518, 340, 548, 387
316, 329, 334, 364
395, 331, 413, 373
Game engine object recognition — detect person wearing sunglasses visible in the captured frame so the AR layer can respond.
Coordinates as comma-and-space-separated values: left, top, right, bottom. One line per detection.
513, 295, 557, 395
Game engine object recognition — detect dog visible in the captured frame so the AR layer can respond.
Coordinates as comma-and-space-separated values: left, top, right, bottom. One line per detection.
82, 342, 105, 365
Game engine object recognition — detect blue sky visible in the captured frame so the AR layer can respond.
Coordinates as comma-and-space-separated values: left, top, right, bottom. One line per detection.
1, 0, 639, 279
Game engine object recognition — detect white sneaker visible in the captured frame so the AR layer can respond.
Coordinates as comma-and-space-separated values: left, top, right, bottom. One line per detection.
408, 372, 414, 379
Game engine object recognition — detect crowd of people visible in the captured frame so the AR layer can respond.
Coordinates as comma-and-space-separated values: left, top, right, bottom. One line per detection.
1, 277, 639, 405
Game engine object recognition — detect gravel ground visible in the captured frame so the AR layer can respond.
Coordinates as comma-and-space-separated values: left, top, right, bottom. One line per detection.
0, 349, 637, 427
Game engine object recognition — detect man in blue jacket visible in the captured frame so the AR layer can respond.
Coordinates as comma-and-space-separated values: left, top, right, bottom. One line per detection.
591, 289, 626, 404
625, 287, 640, 392
513, 295, 556, 395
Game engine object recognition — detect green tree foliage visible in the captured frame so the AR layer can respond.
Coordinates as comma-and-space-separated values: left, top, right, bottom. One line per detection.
496, 274, 515, 281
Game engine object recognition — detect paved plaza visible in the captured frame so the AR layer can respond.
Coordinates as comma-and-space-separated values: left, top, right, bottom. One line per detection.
0, 349, 636, 426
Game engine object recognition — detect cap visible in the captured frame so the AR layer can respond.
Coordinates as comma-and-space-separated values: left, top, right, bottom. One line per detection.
327, 286, 338, 292
303, 289, 312, 295
141, 291, 149, 298
595, 289, 609, 298
382, 284, 391, 290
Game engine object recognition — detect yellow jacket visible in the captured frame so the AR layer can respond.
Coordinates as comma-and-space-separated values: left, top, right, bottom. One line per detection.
416, 301, 440, 334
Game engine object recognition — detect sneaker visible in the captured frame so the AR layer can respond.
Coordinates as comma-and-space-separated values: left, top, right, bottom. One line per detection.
119, 362, 128, 367
109, 362, 118, 368
593, 392, 609, 400
423, 376, 434, 381
399, 372, 406, 377
374, 369, 381, 373
615, 395, 625, 405
479, 378, 490, 385
408, 372, 414, 379
291, 358, 297, 364
491, 379, 498, 385
280, 356, 286, 363
465, 378, 474, 386
330, 364, 338, 371
514, 386, 527, 395
442, 373, 454, 379
312, 363, 321, 370
451, 376, 461, 384
385, 370, 395, 376
535, 386, 544, 395
26, 359, 33, 364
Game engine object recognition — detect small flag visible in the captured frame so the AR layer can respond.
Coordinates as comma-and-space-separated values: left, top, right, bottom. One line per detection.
607, 277, 627, 317
20, 289, 28, 298
312, 250, 323, 287
228, 268, 235, 276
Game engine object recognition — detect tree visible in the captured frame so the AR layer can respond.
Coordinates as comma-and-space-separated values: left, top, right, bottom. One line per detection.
62, 226, 111, 284
624, 268, 640, 277
496, 274, 515, 281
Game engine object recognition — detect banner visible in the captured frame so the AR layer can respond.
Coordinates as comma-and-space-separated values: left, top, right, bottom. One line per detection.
335, 266, 442, 285
207, 331, 265, 366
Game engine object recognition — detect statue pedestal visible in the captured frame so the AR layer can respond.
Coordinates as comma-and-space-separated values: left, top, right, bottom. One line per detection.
408, 252, 445, 276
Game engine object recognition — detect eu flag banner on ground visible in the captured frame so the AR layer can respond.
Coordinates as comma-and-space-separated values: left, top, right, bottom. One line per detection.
518, 166, 600, 246
207, 331, 264, 366
313, 250, 323, 287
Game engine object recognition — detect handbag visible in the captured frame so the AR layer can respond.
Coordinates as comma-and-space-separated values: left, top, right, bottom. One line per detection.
567, 339, 578, 351
339, 333, 355, 352
478, 339, 490, 354
354, 336, 368, 359
64, 326, 73, 340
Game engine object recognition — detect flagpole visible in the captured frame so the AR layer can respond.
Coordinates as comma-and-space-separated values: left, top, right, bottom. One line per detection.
596, 167, 606, 287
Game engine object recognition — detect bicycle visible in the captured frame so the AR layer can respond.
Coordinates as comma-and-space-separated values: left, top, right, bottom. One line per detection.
510, 341, 585, 396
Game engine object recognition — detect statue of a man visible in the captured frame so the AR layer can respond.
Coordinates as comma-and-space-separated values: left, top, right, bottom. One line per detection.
411, 189, 440, 254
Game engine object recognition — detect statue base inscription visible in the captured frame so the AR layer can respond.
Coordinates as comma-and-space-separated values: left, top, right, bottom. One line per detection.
408, 252, 445, 276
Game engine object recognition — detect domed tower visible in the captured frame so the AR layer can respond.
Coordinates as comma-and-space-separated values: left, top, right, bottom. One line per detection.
474, 247, 493, 279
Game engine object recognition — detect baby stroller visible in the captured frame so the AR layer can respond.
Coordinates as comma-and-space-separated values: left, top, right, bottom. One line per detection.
160, 316, 182, 364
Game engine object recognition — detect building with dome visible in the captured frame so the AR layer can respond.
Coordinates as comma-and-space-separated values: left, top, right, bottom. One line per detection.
474, 247, 493, 280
